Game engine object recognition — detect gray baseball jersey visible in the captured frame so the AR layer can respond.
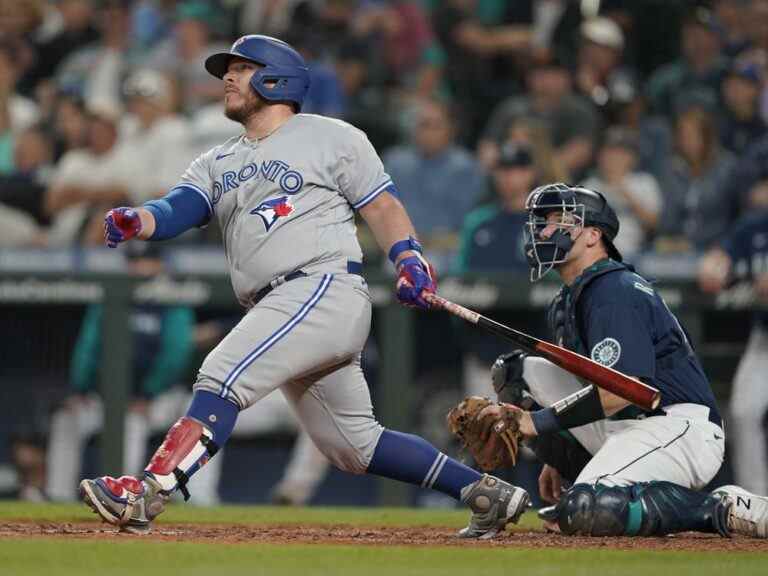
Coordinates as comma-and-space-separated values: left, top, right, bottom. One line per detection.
178, 113, 393, 306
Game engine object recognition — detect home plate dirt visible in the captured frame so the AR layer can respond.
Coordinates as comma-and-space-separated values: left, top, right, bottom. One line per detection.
3, 521, 768, 551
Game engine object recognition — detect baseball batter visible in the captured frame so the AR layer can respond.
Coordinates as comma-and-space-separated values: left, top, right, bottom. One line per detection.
78, 35, 529, 538
476, 183, 768, 538
699, 210, 768, 496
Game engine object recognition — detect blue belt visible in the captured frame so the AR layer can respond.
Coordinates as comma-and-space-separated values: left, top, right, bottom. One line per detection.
249, 261, 362, 306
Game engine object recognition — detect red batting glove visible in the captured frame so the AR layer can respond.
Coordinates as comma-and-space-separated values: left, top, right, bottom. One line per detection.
104, 207, 142, 248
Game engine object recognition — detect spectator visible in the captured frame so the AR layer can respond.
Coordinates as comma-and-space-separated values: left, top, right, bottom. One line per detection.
657, 103, 736, 252
645, 7, 728, 119
719, 59, 767, 155
723, 131, 768, 214
596, 68, 674, 184
354, 0, 435, 87
575, 16, 634, 121
54, 1, 140, 118
114, 69, 191, 205
44, 109, 130, 246
498, 117, 569, 185
146, 1, 228, 114
236, 0, 304, 39
18, 0, 99, 97
714, 0, 752, 58
0, 42, 41, 174
478, 57, 599, 180
0, 127, 52, 247
747, 0, 768, 56
455, 142, 534, 275
383, 97, 485, 261
50, 92, 90, 161
46, 247, 196, 502
287, 33, 346, 118
334, 38, 401, 151
431, 0, 535, 143
582, 127, 662, 256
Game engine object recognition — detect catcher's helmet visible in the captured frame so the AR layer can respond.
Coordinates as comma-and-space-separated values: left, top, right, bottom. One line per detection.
524, 182, 622, 281
205, 35, 310, 111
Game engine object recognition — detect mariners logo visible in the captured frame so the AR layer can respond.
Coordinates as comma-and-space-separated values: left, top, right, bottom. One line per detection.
251, 196, 294, 231
591, 337, 621, 367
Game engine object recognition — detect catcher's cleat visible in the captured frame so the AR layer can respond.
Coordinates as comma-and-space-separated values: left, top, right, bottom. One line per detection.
458, 474, 530, 539
712, 485, 768, 538
79, 475, 167, 535
537, 504, 561, 533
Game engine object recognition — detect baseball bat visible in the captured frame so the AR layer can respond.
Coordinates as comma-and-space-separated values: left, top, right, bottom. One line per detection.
425, 293, 661, 411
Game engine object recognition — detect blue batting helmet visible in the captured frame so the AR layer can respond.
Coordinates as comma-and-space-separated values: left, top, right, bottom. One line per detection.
205, 35, 311, 111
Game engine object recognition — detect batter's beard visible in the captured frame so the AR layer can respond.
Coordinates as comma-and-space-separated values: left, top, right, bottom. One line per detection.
224, 93, 265, 124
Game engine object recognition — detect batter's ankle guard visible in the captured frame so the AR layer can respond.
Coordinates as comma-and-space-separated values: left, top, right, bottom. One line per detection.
144, 417, 219, 501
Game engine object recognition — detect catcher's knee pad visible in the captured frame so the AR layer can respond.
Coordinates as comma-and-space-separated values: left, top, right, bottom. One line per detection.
144, 417, 219, 500
556, 481, 730, 537
556, 483, 629, 536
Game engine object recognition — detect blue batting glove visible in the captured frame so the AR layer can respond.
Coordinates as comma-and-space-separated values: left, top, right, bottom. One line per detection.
104, 207, 142, 248
396, 255, 437, 310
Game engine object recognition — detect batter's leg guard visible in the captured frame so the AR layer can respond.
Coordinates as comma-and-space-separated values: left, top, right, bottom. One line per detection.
143, 417, 219, 501
555, 481, 730, 537
79, 475, 168, 535
458, 474, 531, 539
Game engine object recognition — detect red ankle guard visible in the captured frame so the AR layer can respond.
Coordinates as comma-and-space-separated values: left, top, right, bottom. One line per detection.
145, 417, 218, 501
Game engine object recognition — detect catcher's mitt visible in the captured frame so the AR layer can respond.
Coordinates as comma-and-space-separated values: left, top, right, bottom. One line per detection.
446, 396, 522, 472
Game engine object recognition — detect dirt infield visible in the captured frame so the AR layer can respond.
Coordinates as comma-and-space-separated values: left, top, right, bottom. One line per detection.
2, 521, 768, 552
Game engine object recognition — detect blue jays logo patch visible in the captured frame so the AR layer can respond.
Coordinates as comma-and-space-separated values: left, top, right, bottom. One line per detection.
250, 196, 294, 231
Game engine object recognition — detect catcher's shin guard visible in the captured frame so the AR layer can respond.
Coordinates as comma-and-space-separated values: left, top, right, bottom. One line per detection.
458, 474, 530, 539
144, 417, 219, 500
556, 481, 730, 537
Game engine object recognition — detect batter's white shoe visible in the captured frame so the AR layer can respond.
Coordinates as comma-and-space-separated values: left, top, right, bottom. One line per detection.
80, 475, 167, 535
458, 474, 530, 539
712, 485, 768, 538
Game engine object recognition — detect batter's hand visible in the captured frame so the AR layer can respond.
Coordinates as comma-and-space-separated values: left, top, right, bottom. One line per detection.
395, 254, 437, 309
104, 207, 142, 248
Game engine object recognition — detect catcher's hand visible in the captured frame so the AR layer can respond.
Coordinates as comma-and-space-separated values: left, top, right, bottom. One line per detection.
446, 396, 523, 472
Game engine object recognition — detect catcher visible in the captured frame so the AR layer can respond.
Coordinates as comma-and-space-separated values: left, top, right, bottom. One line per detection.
448, 183, 768, 539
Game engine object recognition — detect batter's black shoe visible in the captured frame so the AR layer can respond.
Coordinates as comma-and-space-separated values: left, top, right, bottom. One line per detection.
458, 474, 530, 539
80, 475, 167, 535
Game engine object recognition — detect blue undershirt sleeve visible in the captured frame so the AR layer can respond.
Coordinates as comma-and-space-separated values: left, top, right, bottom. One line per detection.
143, 185, 213, 241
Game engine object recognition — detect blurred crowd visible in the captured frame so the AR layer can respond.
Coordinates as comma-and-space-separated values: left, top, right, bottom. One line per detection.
0, 0, 767, 268
4, 0, 768, 504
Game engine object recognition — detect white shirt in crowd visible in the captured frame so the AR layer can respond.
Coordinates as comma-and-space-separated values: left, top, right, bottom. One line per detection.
582, 172, 662, 256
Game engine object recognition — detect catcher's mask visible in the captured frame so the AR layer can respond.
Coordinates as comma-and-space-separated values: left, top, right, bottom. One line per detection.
524, 183, 621, 281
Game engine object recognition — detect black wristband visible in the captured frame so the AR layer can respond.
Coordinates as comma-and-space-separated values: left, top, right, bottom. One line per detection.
531, 385, 605, 434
